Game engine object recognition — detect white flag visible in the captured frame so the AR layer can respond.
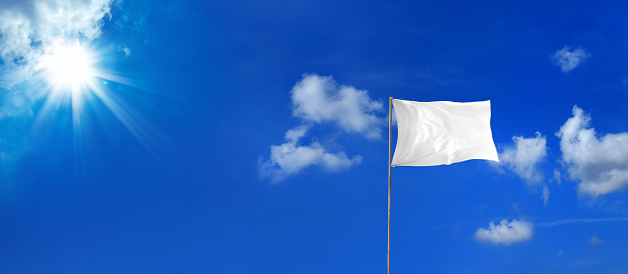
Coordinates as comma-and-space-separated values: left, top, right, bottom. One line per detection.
391, 99, 499, 166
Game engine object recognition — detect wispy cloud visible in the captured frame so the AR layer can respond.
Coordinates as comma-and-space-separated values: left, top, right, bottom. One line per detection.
113, 0, 150, 33
537, 217, 628, 227
587, 235, 606, 247
0, 90, 35, 119
557, 106, 628, 197
552, 46, 590, 73
259, 74, 382, 182
473, 219, 533, 245
542, 185, 550, 206
361, 67, 457, 89
0, 121, 32, 181
118, 46, 132, 57
553, 168, 562, 184
0, 0, 114, 90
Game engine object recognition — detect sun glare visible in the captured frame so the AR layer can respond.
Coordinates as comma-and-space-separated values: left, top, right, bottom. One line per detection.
33, 39, 157, 155
42, 42, 95, 92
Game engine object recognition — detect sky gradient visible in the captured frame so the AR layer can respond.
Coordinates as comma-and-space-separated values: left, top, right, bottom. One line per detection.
2, 0, 628, 273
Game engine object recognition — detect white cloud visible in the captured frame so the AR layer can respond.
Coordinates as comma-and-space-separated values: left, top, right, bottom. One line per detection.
473, 219, 533, 245
118, 46, 131, 57
587, 235, 605, 246
496, 132, 548, 184
0, 0, 113, 89
557, 106, 628, 197
284, 125, 309, 143
259, 74, 383, 182
494, 132, 550, 204
258, 126, 362, 183
552, 46, 590, 73
291, 74, 385, 140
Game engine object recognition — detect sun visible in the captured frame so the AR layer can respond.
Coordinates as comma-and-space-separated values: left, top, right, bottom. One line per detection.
33, 39, 154, 152
41, 41, 96, 92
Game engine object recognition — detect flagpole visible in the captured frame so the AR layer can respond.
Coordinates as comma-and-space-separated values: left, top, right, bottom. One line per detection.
388, 96, 392, 274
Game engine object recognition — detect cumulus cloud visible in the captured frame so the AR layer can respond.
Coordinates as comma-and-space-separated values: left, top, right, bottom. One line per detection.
587, 235, 605, 247
496, 132, 548, 184
552, 46, 590, 73
259, 74, 383, 183
557, 106, 628, 197
493, 132, 549, 204
473, 219, 533, 245
291, 74, 385, 140
0, 0, 113, 89
258, 126, 362, 183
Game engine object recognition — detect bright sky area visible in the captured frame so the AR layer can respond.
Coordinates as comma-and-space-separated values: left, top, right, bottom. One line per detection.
1, 0, 628, 273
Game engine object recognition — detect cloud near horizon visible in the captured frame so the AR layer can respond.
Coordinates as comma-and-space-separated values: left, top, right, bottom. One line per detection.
259, 74, 383, 182
557, 106, 628, 197
0, 0, 113, 90
473, 219, 533, 245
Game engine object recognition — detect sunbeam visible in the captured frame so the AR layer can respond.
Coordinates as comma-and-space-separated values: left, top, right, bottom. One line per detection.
32, 39, 160, 156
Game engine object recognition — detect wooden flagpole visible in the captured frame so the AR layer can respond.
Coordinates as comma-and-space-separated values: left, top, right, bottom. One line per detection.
388, 96, 392, 274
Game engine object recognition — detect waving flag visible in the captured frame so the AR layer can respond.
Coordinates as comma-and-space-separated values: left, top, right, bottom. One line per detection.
387, 98, 499, 273
391, 99, 499, 166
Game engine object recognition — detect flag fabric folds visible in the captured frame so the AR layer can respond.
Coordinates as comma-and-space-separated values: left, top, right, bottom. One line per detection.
391, 99, 499, 166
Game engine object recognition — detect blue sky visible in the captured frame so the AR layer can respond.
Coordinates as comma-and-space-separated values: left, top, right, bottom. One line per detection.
2, 0, 628, 273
